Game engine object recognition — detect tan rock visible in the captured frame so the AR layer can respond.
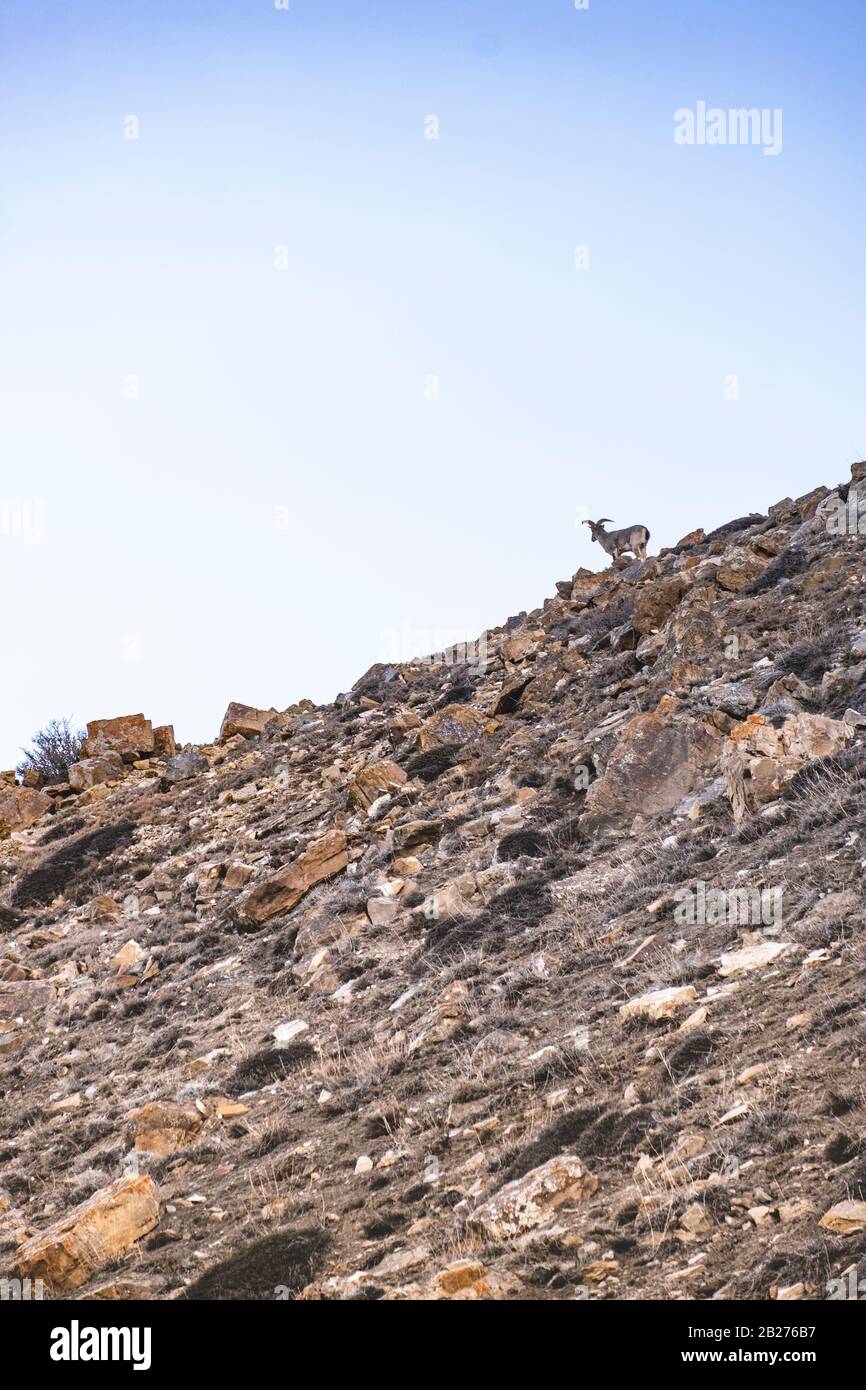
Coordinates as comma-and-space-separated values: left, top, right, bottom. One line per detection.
680, 1202, 714, 1234
432, 1259, 487, 1298
13, 1174, 160, 1293
676, 1006, 709, 1036
90, 893, 122, 922
393, 819, 442, 853
218, 702, 279, 741
111, 940, 146, 976
0, 784, 52, 834
0, 980, 56, 1021
223, 862, 255, 889
367, 896, 400, 927
570, 568, 608, 602
68, 753, 124, 791
717, 549, 767, 592
240, 831, 348, 924
802, 553, 846, 592
45, 1093, 82, 1117
581, 1258, 620, 1282
469, 1155, 597, 1240
152, 725, 177, 757
393, 855, 423, 876
717, 941, 796, 977
632, 576, 688, 636
128, 1101, 205, 1156
82, 713, 154, 761
786, 1011, 812, 1031
723, 713, 853, 820
583, 697, 719, 829
418, 703, 487, 752
620, 985, 699, 1022
501, 632, 539, 662
819, 1201, 866, 1235
348, 759, 407, 811
420, 877, 478, 922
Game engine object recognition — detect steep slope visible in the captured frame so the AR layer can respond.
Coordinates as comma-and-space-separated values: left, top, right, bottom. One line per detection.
3, 466, 866, 1302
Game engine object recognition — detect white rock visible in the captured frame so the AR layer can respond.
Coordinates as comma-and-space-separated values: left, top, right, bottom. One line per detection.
273, 1019, 309, 1047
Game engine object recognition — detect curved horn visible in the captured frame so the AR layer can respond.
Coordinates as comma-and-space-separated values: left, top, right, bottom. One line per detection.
596, 518, 614, 525
581, 519, 593, 527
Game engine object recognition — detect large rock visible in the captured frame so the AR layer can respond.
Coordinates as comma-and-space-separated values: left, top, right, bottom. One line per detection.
717, 549, 768, 592
82, 714, 154, 761
718, 941, 797, 977
127, 1102, 205, 1157
68, 753, 124, 792
162, 750, 208, 785
348, 760, 407, 811
418, 703, 487, 752
819, 1200, 866, 1234
470, 1156, 598, 1241
632, 576, 688, 636
583, 697, 720, 830
722, 712, 853, 820
0, 980, 56, 1020
218, 702, 279, 741
239, 831, 348, 925
0, 785, 52, 834
152, 725, 177, 757
13, 1175, 160, 1293
667, 604, 722, 662
620, 985, 699, 1022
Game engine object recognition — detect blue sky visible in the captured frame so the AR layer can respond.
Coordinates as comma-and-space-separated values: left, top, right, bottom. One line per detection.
1, 0, 865, 764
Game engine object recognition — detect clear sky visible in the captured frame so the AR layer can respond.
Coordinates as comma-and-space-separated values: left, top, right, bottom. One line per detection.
1, 0, 864, 766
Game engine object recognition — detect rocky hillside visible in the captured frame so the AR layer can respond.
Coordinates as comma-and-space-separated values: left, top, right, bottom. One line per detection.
3, 465, 866, 1302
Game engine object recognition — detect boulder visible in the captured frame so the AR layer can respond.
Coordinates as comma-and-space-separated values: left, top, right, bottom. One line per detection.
68, 753, 124, 792
162, 750, 208, 785
127, 1102, 204, 1157
393, 819, 443, 852
418, 703, 487, 752
667, 606, 723, 663
717, 942, 797, 977
0, 980, 57, 1020
620, 985, 699, 1022
239, 831, 348, 925
348, 760, 407, 811
13, 1174, 160, 1293
0, 785, 52, 834
569, 568, 607, 603
152, 725, 177, 757
218, 702, 279, 741
583, 697, 720, 830
794, 485, 830, 518
469, 1156, 598, 1241
632, 576, 688, 636
819, 1200, 866, 1235
82, 714, 154, 762
722, 712, 853, 820
716, 549, 768, 592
